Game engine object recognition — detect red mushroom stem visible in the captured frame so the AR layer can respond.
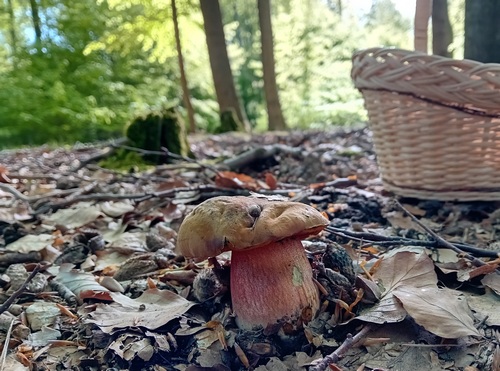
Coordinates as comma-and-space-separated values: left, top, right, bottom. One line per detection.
230, 237, 319, 330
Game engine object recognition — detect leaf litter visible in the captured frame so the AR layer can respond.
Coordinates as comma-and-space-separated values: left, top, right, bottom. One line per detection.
0, 128, 499, 370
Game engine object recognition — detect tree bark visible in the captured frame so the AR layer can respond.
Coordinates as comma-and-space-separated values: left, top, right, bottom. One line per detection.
464, 0, 500, 63
171, 0, 196, 133
6, 0, 17, 55
414, 0, 432, 53
29, 0, 42, 44
432, 0, 453, 57
258, 0, 287, 131
199, 0, 249, 131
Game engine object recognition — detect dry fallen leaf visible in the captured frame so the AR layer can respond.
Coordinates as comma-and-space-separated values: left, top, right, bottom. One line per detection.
393, 286, 481, 338
6, 233, 54, 253
42, 202, 103, 228
356, 252, 437, 324
465, 291, 500, 327
482, 272, 500, 295
86, 288, 195, 333
100, 200, 135, 217
215, 171, 268, 191
54, 267, 113, 301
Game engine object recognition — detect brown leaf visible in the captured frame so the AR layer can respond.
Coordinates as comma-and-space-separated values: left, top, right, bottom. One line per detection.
264, 172, 278, 190
356, 252, 438, 325
42, 203, 103, 229
86, 288, 195, 333
215, 171, 268, 191
374, 252, 438, 292
481, 272, 500, 295
0, 165, 11, 183
493, 345, 500, 371
393, 286, 481, 338
466, 291, 500, 326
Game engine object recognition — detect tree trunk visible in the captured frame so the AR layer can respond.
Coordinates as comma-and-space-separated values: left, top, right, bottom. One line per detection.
414, 0, 432, 53
29, 0, 42, 44
199, 0, 249, 131
464, 0, 500, 63
432, 0, 453, 57
6, 0, 17, 55
258, 0, 287, 131
171, 0, 196, 133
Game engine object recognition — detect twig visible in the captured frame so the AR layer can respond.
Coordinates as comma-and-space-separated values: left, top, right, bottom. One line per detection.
325, 226, 500, 258
0, 264, 41, 316
160, 146, 222, 176
309, 324, 374, 371
0, 317, 15, 371
71, 137, 127, 172
0, 183, 87, 204
0, 184, 31, 202
392, 199, 488, 268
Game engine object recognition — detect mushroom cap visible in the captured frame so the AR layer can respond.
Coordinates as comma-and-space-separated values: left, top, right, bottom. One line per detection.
176, 195, 329, 259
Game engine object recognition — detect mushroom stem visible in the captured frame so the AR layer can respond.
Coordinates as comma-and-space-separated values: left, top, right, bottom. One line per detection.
230, 238, 320, 330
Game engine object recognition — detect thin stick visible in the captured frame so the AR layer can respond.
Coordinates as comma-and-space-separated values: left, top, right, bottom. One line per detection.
0, 264, 41, 316
326, 226, 500, 258
0, 318, 15, 371
393, 199, 487, 268
310, 324, 373, 371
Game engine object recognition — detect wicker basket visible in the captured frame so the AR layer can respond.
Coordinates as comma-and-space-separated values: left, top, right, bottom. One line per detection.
351, 47, 500, 201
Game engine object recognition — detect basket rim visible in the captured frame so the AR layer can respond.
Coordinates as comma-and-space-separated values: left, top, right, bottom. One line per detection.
351, 47, 500, 111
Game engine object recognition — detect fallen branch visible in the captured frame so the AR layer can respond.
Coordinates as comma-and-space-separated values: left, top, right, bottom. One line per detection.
309, 324, 373, 371
222, 144, 302, 171
0, 251, 43, 266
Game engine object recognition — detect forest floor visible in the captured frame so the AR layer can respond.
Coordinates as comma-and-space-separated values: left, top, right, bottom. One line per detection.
0, 127, 499, 371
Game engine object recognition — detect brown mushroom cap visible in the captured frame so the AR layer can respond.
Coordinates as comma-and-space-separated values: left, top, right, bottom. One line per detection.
176, 196, 329, 259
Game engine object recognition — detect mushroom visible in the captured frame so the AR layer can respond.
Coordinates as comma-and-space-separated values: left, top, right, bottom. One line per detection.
176, 195, 329, 330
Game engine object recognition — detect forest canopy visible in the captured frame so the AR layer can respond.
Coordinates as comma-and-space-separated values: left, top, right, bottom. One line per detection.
0, 0, 464, 148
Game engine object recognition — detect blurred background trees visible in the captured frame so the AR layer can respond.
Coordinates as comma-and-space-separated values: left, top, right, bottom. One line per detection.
0, 0, 466, 148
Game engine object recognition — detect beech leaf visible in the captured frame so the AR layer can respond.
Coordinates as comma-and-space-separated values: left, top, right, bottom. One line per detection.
356, 252, 437, 324
42, 203, 103, 228
86, 288, 195, 333
482, 272, 500, 295
393, 286, 481, 338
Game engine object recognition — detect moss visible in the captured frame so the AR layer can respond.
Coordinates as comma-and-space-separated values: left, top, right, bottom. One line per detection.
125, 107, 193, 163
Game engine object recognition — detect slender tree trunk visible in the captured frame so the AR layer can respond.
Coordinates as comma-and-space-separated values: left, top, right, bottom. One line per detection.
258, 0, 286, 131
464, 0, 500, 63
29, 0, 42, 44
414, 0, 432, 53
432, 0, 453, 57
171, 0, 196, 133
6, 0, 17, 55
199, 0, 249, 131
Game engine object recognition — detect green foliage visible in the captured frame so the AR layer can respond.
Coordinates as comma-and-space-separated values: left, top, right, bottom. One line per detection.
0, 0, 454, 146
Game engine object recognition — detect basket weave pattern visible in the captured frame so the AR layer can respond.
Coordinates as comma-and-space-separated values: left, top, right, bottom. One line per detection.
352, 47, 500, 201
